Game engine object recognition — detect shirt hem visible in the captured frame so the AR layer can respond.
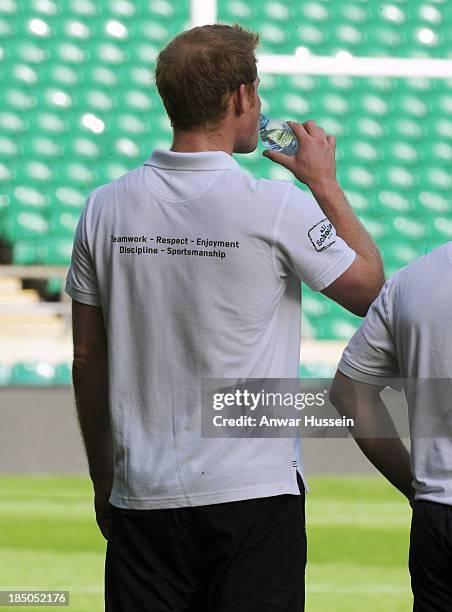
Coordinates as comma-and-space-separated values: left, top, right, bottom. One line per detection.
65, 282, 101, 307
109, 480, 302, 510
308, 248, 357, 291
338, 358, 400, 387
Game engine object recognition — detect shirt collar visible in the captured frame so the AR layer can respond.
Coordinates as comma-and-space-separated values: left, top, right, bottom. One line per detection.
143, 148, 243, 172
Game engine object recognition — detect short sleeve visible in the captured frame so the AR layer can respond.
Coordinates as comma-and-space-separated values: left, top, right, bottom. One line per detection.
65, 190, 101, 307
272, 183, 356, 290
338, 277, 401, 387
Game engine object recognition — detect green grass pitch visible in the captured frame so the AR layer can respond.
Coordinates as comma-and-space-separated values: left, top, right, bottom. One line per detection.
0, 475, 412, 611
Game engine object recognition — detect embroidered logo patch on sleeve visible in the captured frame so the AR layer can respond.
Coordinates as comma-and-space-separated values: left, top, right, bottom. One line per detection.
308, 218, 336, 252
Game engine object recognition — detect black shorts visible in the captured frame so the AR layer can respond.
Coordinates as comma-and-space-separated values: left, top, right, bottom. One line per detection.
105, 473, 306, 612
409, 500, 452, 612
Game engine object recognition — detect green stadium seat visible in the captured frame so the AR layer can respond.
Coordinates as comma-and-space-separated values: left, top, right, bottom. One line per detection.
415, 191, 451, 216
353, 116, 385, 140
126, 66, 155, 89
263, 1, 293, 22
357, 215, 388, 241
109, 114, 150, 138
66, 137, 102, 160
362, 25, 406, 51
272, 92, 311, 117
351, 95, 389, 119
436, 78, 452, 94
331, 3, 370, 25
430, 94, 452, 117
39, 61, 79, 90
429, 117, 452, 140
409, 4, 443, 25
0, 0, 18, 14
221, 0, 258, 20
296, 1, 330, 23
0, 136, 20, 159
417, 166, 452, 191
54, 186, 87, 209
374, 190, 414, 214
433, 217, 452, 241
78, 89, 116, 113
83, 65, 118, 88
61, 18, 93, 41
11, 186, 51, 209
0, 111, 28, 134
12, 238, 39, 264
259, 74, 284, 93
295, 23, 327, 52
397, 76, 436, 95
380, 141, 420, 165
0, 16, 16, 39
54, 161, 97, 186
116, 89, 153, 113
339, 165, 377, 191
381, 240, 421, 269
28, 136, 64, 160
357, 76, 398, 95
2, 209, 49, 241
341, 139, 380, 164
421, 141, 452, 165
392, 93, 430, 118
134, 21, 173, 44
89, 41, 128, 65
67, 0, 99, 17
40, 236, 74, 265
384, 116, 426, 140
253, 21, 295, 53
315, 314, 360, 341
16, 160, 54, 184
0, 87, 36, 112
0, 161, 13, 185
102, 0, 136, 18
314, 115, 349, 138
10, 361, 56, 386
344, 190, 372, 213
29, 112, 69, 134
313, 93, 351, 116
388, 217, 429, 242
379, 165, 418, 191
318, 75, 356, 93
50, 210, 80, 236
329, 22, 364, 48
302, 289, 332, 319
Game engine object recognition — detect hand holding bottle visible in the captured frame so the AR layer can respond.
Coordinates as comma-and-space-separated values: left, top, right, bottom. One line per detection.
262, 119, 337, 191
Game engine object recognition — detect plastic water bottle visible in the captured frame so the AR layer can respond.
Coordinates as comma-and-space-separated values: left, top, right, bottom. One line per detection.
259, 113, 299, 155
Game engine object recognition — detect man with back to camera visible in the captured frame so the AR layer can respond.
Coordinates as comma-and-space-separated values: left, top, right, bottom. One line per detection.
66, 24, 384, 611
329, 242, 452, 612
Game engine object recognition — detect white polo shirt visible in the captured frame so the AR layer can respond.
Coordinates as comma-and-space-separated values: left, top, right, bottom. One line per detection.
66, 148, 356, 509
338, 242, 452, 505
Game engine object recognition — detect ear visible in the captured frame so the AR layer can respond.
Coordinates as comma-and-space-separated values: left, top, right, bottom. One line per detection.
233, 83, 249, 116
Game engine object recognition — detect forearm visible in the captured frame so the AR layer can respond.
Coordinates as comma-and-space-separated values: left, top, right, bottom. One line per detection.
72, 355, 113, 489
354, 437, 413, 500
330, 374, 413, 500
308, 179, 383, 275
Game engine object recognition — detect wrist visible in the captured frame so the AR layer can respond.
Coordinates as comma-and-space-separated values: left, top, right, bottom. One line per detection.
307, 178, 339, 198
92, 477, 113, 493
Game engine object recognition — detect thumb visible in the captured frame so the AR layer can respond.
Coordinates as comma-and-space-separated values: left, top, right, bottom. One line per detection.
262, 149, 293, 169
